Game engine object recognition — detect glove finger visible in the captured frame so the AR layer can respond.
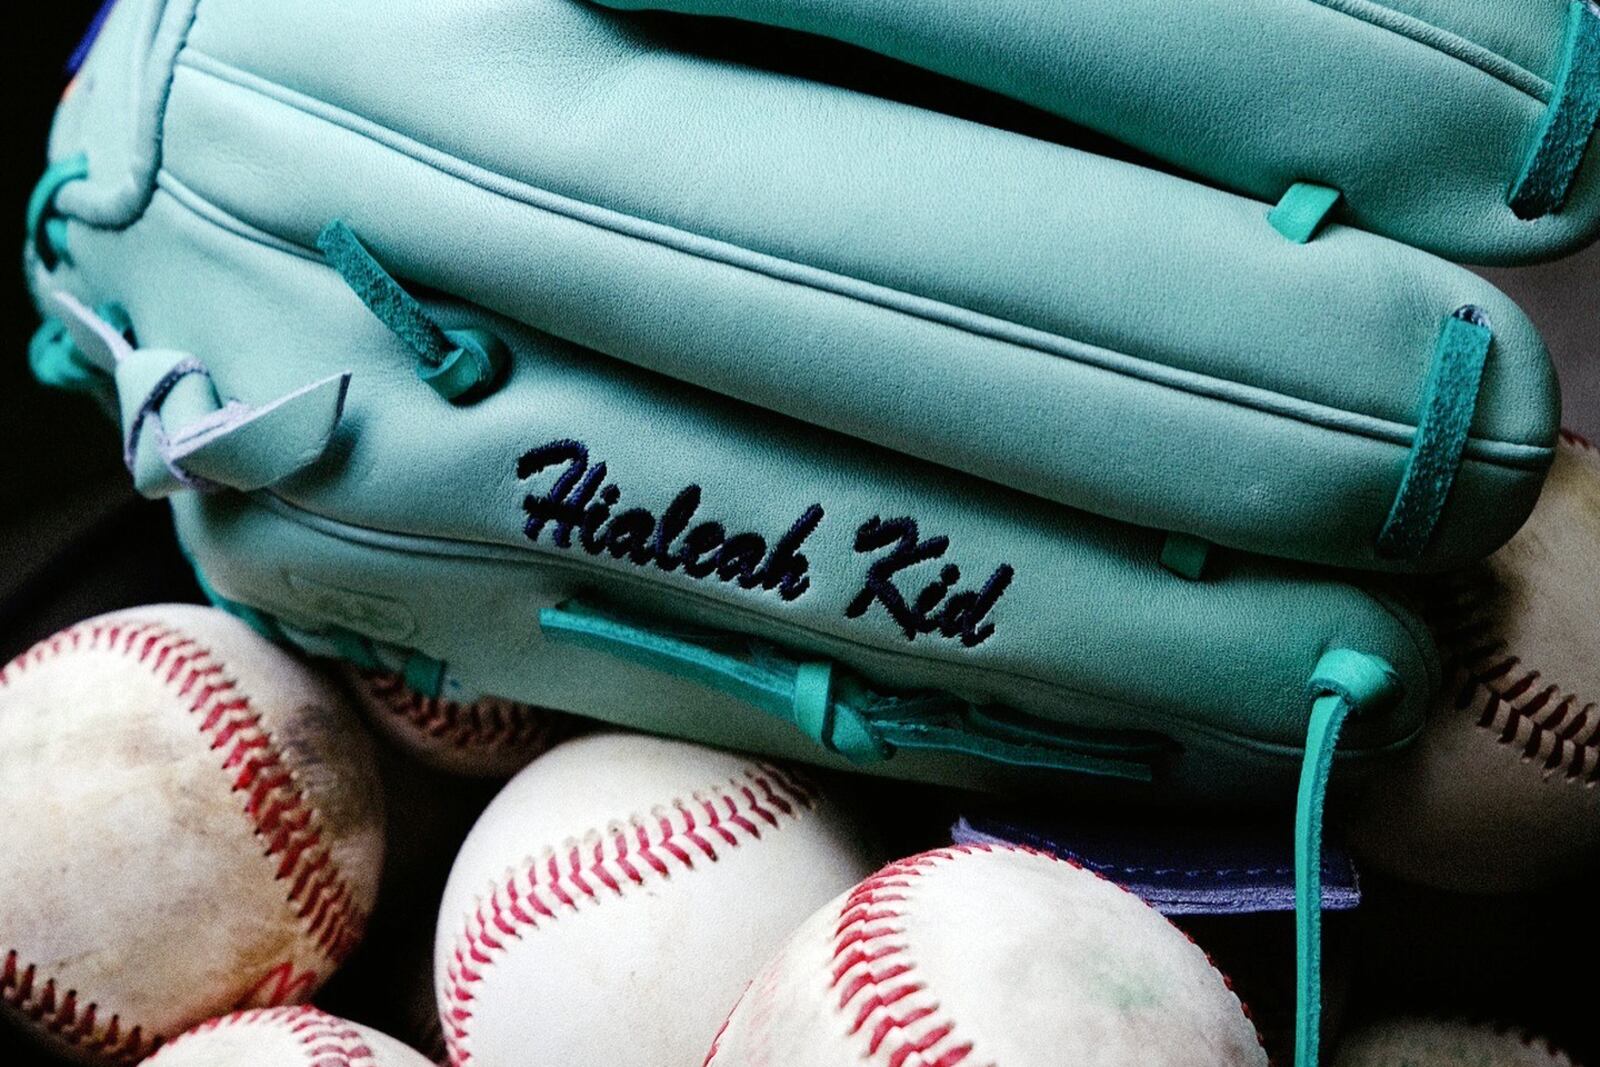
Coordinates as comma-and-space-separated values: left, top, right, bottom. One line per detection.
594, 0, 1600, 265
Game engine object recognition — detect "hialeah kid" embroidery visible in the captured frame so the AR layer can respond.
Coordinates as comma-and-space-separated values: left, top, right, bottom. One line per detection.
846, 516, 1014, 648
517, 439, 822, 602
515, 438, 1013, 646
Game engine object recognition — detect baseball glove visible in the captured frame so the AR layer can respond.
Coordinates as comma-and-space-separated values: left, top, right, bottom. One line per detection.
23, 4, 1600, 1062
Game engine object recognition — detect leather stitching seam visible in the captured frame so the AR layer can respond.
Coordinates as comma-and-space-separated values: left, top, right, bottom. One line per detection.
160, 1006, 379, 1065
165, 52, 1550, 468
1430, 437, 1600, 786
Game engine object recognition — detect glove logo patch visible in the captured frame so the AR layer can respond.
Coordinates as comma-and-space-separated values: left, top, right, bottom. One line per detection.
517, 438, 822, 602
847, 516, 1014, 648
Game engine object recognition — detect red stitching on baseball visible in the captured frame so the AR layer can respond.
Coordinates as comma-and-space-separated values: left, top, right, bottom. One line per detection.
440, 766, 817, 1067
158, 1006, 381, 1065
1, 950, 157, 1065
1559, 428, 1595, 453
358, 670, 557, 754
290, 1007, 383, 1067
0, 620, 370, 1063
1478, 1018, 1579, 1065
824, 847, 978, 1067
1432, 573, 1599, 786
807, 844, 1264, 1067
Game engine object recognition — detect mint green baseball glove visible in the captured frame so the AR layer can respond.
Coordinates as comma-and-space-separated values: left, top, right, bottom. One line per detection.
23, 4, 1600, 1062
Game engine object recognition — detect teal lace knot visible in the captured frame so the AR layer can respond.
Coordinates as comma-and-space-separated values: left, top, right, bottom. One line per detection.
790, 661, 887, 764
30, 318, 96, 391
31, 302, 133, 393
43, 290, 350, 499
317, 220, 508, 403
27, 154, 90, 271
539, 599, 1167, 779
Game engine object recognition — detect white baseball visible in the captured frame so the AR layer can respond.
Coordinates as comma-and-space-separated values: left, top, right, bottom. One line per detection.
706, 844, 1268, 1067
1333, 1017, 1576, 1067
434, 732, 879, 1067
1346, 432, 1600, 891
0, 605, 386, 1065
340, 667, 567, 778
144, 1007, 432, 1067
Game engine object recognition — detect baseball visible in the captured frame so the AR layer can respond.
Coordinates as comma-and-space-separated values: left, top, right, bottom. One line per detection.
340, 667, 568, 778
434, 732, 879, 1067
705, 844, 1268, 1067
1345, 431, 1600, 891
0, 605, 386, 1065
1333, 1017, 1576, 1067
143, 1007, 433, 1067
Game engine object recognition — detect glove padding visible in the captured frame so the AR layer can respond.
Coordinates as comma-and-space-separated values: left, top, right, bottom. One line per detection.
26, 0, 1600, 798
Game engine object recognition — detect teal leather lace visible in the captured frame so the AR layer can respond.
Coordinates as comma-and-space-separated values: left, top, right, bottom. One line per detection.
539, 598, 1171, 780
1508, 0, 1600, 220
317, 220, 508, 403
539, 598, 1401, 1067
26, 153, 89, 271
1294, 649, 1400, 1067
1377, 307, 1495, 561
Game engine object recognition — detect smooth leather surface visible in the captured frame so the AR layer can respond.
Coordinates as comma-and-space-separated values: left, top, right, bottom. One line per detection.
48, 0, 1600, 798
596, 0, 1600, 264
40, 0, 1563, 573
41, 187, 1437, 800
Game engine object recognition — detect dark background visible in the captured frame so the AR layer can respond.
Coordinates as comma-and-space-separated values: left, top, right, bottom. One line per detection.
2, 5, 1596, 1066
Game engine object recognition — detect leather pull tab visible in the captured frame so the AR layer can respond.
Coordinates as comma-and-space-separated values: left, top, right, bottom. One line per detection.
166, 372, 352, 495
50, 290, 131, 373
1268, 182, 1342, 243
51, 289, 351, 499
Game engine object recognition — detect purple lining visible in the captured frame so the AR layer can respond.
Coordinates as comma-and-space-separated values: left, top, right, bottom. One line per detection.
952, 813, 1360, 917
68, 0, 120, 74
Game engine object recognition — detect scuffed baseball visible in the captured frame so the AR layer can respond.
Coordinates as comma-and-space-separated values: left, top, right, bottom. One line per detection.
145, 1007, 432, 1066
1333, 1017, 1576, 1067
340, 667, 567, 778
0, 605, 385, 1065
706, 843, 1267, 1067
434, 732, 879, 1067
1346, 432, 1600, 891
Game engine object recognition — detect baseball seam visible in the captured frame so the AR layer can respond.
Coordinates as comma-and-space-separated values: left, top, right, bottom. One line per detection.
1471, 1018, 1580, 1067
1559, 428, 1594, 453
1493, 1021, 1579, 1066
440, 763, 817, 1067
358, 670, 555, 753
725, 843, 1263, 1067
160, 1006, 379, 1065
1424, 430, 1600, 786
1433, 597, 1598, 786
0, 619, 368, 1063
1353, 1017, 1579, 1067
825, 849, 978, 1067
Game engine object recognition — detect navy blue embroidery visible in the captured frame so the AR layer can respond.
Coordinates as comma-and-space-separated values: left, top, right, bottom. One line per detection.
517, 439, 822, 602
846, 516, 1014, 648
